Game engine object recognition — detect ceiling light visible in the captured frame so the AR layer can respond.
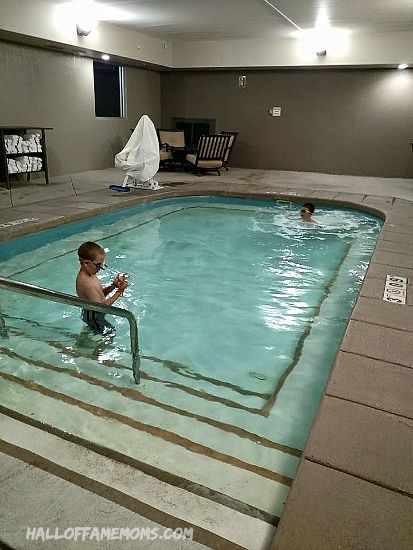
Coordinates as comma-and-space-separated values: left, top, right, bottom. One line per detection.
101, 54, 110, 61
398, 63, 408, 70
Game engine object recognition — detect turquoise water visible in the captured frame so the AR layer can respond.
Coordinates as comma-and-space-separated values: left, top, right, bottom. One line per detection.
0, 196, 382, 519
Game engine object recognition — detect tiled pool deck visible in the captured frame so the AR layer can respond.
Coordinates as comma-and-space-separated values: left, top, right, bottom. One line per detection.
0, 167, 412, 549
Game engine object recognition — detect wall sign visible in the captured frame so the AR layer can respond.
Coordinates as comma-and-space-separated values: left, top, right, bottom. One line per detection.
383, 275, 407, 304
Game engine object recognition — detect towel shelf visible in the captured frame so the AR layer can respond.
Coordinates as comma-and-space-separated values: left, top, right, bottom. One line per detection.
0, 126, 52, 190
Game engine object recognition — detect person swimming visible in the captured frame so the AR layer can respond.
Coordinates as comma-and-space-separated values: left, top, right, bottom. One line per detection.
300, 202, 316, 223
75, 241, 128, 334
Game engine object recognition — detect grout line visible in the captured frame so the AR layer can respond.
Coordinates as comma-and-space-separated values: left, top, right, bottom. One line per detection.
305, 457, 413, 500
349, 317, 413, 335
69, 174, 78, 196
324, 393, 413, 421
339, 348, 413, 372
358, 292, 412, 306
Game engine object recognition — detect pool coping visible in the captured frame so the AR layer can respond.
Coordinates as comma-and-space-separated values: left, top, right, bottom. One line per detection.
1, 180, 412, 549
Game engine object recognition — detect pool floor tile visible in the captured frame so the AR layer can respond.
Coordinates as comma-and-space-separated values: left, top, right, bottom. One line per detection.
304, 396, 413, 495
272, 460, 413, 550
326, 351, 413, 419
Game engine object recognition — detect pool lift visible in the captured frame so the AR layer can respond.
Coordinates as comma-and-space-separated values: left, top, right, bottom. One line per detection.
112, 114, 163, 192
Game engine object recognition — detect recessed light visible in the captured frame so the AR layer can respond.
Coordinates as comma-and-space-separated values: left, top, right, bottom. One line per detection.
398, 63, 408, 70
101, 54, 110, 61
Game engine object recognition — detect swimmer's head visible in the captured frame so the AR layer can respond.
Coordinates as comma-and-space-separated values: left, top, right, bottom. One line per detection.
78, 241, 106, 273
300, 202, 315, 220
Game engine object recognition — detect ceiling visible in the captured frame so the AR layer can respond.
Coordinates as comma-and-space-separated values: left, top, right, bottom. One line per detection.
43, 0, 413, 42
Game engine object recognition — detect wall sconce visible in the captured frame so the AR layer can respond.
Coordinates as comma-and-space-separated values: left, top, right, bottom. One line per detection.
76, 24, 93, 36
316, 49, 327, 56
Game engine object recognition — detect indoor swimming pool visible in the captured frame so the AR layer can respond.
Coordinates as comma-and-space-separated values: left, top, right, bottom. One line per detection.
0, 196, 382, 523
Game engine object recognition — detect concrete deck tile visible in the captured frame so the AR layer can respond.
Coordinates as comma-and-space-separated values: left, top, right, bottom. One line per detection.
0, 209, 62, 226
272, 460, 413, 550
366, 261, 413, 281
0, 209, 33, 223
284, 188, 313, 196
376, 239, 413, 255
352, 296, 413, 332
80, 192, 138, 204
378, 230, 413, 244
371, 249, 413, 270
11, 182, 75, 207
360, 276, 413, 305
332, 192, 365, 203
34, 198, 115, 210
384, 213, 413, 225
341, 320, 413, 368
305, 396, 413, 494
363, 195, 394, 204
0, 190, 12, 209
326, 351, 413, 419
305, 190, 339, 199
13, 204, 89, 216
383, 222, 413, 234
393, 198, 413, 205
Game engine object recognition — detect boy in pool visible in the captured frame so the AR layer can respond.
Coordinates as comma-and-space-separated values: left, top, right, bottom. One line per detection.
76, 241, 128, 333
300, 202, 316, 223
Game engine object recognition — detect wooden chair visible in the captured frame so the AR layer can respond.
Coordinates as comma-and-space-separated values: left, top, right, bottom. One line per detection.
186, 134, 231, 176
158, 129, 186, 169
220, 131, 238, 170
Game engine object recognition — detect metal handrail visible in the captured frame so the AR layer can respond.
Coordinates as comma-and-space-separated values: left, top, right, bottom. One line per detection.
0, 276, 140, 384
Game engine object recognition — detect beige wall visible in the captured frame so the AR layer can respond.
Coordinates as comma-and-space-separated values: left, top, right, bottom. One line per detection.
2, 40, 413, 180
161, 69, 413, 178
0, 41, 161, 176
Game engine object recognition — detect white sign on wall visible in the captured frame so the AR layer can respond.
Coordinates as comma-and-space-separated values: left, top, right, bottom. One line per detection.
383, 275, 407, 304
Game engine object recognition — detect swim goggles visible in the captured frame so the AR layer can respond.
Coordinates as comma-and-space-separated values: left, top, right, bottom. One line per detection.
79, 259, 106, 271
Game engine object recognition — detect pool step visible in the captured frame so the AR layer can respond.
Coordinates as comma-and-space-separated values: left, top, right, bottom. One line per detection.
0, 337, 295, 522
0, 413, 276, 550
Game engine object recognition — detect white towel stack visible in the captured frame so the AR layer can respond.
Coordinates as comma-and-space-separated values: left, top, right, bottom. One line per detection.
7, 156, 43, 174
4, 133, 42, 154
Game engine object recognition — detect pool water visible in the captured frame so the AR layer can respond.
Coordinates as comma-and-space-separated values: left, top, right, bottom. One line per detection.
0, 196, 382, 522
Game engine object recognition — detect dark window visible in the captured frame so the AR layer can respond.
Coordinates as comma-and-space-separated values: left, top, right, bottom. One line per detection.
93, 61, 125, 118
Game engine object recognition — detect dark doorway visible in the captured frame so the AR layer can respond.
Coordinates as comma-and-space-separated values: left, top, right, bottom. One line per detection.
172, 118, 216, 148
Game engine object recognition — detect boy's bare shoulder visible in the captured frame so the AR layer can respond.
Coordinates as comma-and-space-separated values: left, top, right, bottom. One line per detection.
76, 270, 94, 295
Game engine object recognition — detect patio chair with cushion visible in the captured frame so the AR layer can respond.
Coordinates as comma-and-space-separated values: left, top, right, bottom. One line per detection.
158, 129, 186, 170
220, 131, 238, 170
186, 134, 231, 176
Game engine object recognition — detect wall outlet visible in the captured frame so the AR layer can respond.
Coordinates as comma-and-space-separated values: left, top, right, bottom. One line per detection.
239, 75, 247, 88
